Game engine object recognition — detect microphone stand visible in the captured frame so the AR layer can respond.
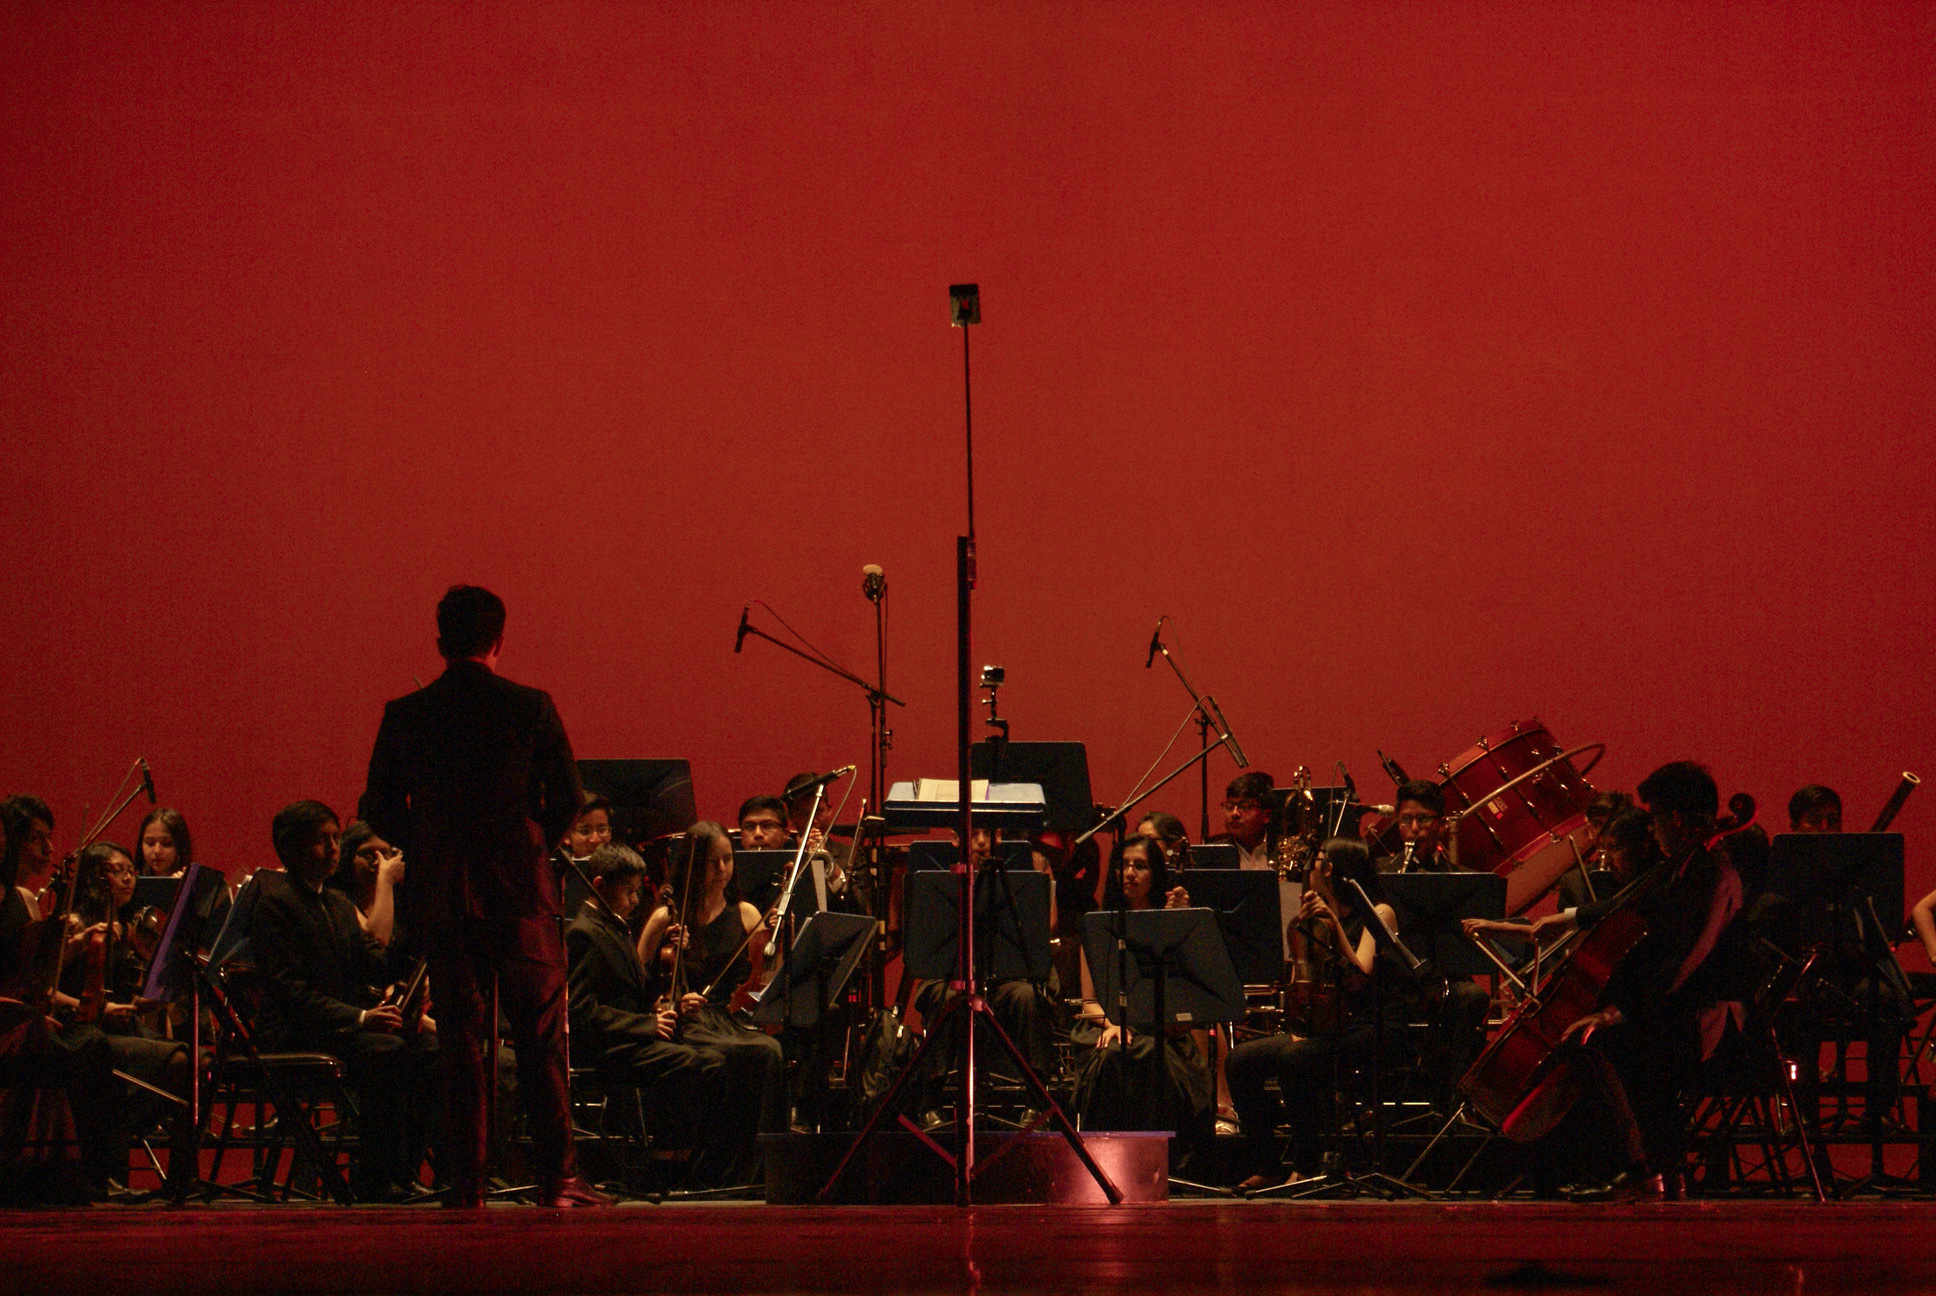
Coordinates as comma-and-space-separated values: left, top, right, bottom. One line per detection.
1149, 629, 1222, 841
1076, 699, 1245, 850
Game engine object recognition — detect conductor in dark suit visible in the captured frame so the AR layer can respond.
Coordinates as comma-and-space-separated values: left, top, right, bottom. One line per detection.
359, 585, 604, 1207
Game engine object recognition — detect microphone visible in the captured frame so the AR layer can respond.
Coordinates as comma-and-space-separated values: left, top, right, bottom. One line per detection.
139, 759, 157, 805
862, 564, 886, 602
1400, 840, 1416, 873
1336, 761, 1357, 803
1378, 749, 1410, 786
1202, 695, 1248, 768
1145, 618, 1164, 669
786, 766, 857, 796
734, 606, 750, 653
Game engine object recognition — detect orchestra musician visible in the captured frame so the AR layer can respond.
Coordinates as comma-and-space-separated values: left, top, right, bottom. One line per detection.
1493, 762, 1744, 1199
135, 805, 231, 946
0, 795, 122, 1198
560, 793, 615, 864
1071, 834, 1213, 1173
737, 795, 792, 852
1134, 811, 1192, 871
565, 843, 725, 1180
1788, 785, 1843, 834
330, 820, 409, 962
250, 800, 440, 1203
1224, 837, 1415, 1191
1378, 780, 1455, 873
637, 820, 785, 1182
910, 826, 1058, 1128
1211, 773, 1277, 871
359, 584, 605, 1208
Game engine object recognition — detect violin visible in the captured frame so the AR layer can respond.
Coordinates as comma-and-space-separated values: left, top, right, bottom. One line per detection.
1283, 862, 1345, 1039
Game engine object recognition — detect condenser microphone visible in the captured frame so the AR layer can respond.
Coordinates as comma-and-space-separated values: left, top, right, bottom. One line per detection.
1202, 695, 1247, 768
1145, 618, 1163, 668
862, 564, 886, 602
734, 607, 751, 653
139, 759, 157, 805
788, 766, 857, 794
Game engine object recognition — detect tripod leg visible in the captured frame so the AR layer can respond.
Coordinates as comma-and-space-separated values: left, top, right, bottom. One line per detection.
968, 996, 1122, 1204
817, 992, 968, 1202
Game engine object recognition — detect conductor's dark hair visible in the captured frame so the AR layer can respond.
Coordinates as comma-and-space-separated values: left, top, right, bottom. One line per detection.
1225, 772, 1275, 805
272, 800, 340, 870
137, 805, 195, 873
436, 584, 507, 660
1, 795, 54, 891
1636, 761, 1719, 821
1101, 834, 1171, 911
1395, 780, 1445, 817
587, 843, 649, 882
1787, 784, 1842, 827
738, 794, 788, 825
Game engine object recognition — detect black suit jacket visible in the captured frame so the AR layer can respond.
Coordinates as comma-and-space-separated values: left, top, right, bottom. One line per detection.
251, 869, 386, 1044
359, 659, 583, 930
565, 901, 666, 1054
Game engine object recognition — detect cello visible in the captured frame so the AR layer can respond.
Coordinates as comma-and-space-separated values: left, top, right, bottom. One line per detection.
1458, 793, 1756, 1140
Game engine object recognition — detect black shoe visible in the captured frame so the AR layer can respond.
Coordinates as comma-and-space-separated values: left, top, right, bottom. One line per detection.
536, 1175, 614, 1208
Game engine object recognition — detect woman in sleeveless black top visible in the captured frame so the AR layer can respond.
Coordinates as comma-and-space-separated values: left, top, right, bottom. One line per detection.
638, 821, 784, 1183
1224, 837, 1415, 1190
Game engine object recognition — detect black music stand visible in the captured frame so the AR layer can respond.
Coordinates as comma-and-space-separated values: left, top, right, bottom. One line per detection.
1079, 908, 1246, 1031
1185, 843, 1241, 871
1174, 871, 1283, 985
904, 870, 1053, 986
1382, 874, 1507, 978
753, 912, 878, 1028
971, 742, 1094, 833
733, 848, 802, 913
908, 840, 1034, 873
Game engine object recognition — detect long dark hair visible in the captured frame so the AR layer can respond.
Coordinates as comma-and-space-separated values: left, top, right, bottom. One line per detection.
137, 806, 194, 875
667, 820, 739, 911
1101, 833, 1171, 911
74, 840, 135, 925
1317, 836, 1382, 914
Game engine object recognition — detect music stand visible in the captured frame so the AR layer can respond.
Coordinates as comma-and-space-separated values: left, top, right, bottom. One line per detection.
208, 872, 266, 970
971, 742, 1094, 833
908, 840, 1034, 872
1767, 833, 1906, 949
733, 848, 801, 913
904, 870, 1052, 985
1174, 871, 1283, 984
1079, 908, 1246, 1029
1382, 873, 1507, 978
1185, 843, 1241, 871
753, 912, 878, 1028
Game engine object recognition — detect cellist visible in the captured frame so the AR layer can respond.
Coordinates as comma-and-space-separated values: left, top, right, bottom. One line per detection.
1492, 761, 1744, 1199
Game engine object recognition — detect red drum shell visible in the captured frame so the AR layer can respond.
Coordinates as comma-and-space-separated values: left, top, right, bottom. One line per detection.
1438, 718, 1598, 915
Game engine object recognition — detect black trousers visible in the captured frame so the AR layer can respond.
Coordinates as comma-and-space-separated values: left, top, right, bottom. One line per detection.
310, 1023, 441, 1193
431, 916, 576, 1191
913, 979, 1055, 1109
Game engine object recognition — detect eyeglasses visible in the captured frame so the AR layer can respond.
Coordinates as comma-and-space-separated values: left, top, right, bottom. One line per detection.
1220, 800, 1265, 814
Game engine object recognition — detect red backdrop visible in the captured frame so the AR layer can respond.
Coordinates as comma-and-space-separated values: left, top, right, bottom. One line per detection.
3, 3, 1931, 915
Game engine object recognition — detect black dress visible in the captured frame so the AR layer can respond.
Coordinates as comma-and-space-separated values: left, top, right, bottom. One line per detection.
670, 899, 785, 1178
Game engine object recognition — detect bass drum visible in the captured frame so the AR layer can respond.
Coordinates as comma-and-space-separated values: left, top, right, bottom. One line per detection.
1437, 718, 1603, 915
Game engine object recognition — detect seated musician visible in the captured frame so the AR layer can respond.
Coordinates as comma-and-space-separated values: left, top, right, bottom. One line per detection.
1224, 837, 1419, 1191
1788, 784, 1843, 834
1378, 780, 1455, 873
1134, 811, 1192, 870
910, 826, 1058, 1126
565, 843, 725, 1175
135, 805, 230, 948
737, 795, 792, 852
637, 821, 785, 1182
331, 820, 408, 960
780, 774, 856, 905
65, 841, 192, 1153
251, 800, 440, 1202
1510, 761, 1743, 1198
1032, 828, 1100, 994
1071, 834, 1213, 1172
560, 792, 615, 863
0, 795, 121, 1197
1211, 772, 1277, 871
1558, 806, 1660, 910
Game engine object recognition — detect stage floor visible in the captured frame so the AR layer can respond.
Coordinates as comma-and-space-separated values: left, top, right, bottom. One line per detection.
6, 1201, 1936, 1294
